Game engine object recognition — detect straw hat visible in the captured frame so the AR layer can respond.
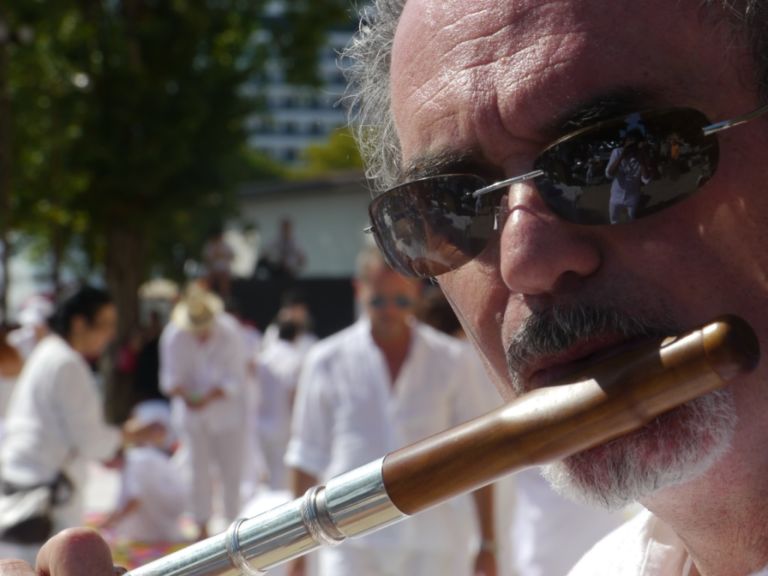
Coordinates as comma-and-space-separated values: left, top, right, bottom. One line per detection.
171, 287, 223, 333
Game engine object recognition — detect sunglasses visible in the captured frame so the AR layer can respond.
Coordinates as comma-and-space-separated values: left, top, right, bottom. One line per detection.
368, 294, 414, 310
368, 104, 768, 278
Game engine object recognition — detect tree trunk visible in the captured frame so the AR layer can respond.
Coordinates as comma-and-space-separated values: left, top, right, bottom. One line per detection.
104, 224, 145, 422
50, 225, 64, 299
0, 22, 12, 324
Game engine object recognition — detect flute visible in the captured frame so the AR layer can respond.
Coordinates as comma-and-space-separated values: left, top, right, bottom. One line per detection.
127, 315, 759, 576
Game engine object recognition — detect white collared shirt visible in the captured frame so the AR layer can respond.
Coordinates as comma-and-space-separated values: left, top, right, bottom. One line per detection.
159, 313, 247, 432
285, 318, 489, 551
1, 334, 122, 487
115, 446, 187, 541
569, 508, 768, 576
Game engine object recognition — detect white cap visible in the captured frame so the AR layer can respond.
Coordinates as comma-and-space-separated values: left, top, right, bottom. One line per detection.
131, 399, 171, 428
17, 295, 53, 327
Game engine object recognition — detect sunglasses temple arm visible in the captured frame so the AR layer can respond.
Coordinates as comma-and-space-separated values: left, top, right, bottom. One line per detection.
702, 102, 768, 136
473, 170, 545, 198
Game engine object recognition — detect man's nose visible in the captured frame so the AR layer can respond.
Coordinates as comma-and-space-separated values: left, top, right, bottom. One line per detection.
498, 185, 602, 296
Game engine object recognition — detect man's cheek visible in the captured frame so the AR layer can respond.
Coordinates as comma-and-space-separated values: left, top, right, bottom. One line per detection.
440, 271, 513, 397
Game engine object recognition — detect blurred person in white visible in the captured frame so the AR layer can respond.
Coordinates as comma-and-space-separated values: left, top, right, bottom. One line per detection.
257, 291, 318, 491
284, 245, 497, 576
1, 296, 53, 420
0, 285, 162, 563
6, 295, 53, 360
98, 400, 187, 543
261, 290, 318, 357
230, 304, 269, 503
0, 334, 22, 424
414, 286, 515, 575
159, 285, 247, 539
261, 218, 306, 280
256, 314, 304, 491
201, 224, 235, 301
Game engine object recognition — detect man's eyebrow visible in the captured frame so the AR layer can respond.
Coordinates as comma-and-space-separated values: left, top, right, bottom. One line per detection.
549, 88, 655, 134
394, 89, 654, 183
401, 150, 494, 181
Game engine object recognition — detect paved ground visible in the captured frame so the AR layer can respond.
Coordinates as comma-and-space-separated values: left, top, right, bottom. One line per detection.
84, 463, 120, 516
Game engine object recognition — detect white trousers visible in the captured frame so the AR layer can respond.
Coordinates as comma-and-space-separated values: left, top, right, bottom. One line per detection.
181, 422, 244, 524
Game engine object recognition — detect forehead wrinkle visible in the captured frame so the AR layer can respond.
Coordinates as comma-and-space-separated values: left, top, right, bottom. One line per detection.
394, 38, 563, 173
392, 2, 563, 152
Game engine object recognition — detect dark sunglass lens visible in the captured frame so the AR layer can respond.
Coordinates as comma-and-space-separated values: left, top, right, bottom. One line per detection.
368, 296, 386, 309
369, 174, 490, 277
368, 295, 414, 309
393, 295, 413, 308
534, 108, 718, 225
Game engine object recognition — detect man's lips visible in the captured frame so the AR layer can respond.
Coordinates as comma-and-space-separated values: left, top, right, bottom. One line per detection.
521, 334, 654, 390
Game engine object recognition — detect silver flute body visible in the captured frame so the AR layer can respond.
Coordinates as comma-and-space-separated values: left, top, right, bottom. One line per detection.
127, 458, 404, 576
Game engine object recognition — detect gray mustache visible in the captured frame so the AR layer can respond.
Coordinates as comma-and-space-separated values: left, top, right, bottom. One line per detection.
505, 306, 677, 379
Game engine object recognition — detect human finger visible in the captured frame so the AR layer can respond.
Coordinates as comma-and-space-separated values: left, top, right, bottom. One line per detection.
36, 527, 114, 576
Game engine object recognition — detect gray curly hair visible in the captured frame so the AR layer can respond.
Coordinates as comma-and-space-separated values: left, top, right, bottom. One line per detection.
343, 0, 768, 195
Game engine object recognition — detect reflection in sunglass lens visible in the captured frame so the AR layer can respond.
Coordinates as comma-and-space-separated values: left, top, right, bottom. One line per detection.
369, 108, 723, 279
533, 108, 718, 225
369, 175, 494, 277
368, 294, 414, 309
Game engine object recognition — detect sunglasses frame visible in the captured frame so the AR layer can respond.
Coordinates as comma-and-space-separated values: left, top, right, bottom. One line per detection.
368, 294, 414, 310
367, 102, 768, 277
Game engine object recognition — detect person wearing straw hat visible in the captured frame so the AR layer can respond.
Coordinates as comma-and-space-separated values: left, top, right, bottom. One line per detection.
159, 286, 247, 539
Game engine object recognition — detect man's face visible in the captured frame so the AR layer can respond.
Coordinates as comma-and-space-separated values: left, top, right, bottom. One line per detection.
390, 0, 768, 506
357, 263, 420, 342
79, 304, 118, 359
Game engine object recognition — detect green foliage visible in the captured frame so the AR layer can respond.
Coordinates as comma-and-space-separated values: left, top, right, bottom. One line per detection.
294, 126, 363, 178
3, 0, 353, 290
270, 0, 354, 86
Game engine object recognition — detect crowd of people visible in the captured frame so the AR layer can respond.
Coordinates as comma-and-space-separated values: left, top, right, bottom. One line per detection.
0, 246, 631, 575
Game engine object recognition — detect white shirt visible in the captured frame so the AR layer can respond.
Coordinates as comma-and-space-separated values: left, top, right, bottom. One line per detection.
257, 338, 302, 445
0, 375, 15, 419
1, 335, 122, 488
513, 468, 626, 576
159, 314, 247, 433
6, 326, 40, 360
261, 324, 317, 357
285, 318, 487, 552
568, 508, 768, 576
114, 447, 187, 542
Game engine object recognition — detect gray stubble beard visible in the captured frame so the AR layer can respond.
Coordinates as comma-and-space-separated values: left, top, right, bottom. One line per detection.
541, 389, 736, 509
506, 305, 738, 508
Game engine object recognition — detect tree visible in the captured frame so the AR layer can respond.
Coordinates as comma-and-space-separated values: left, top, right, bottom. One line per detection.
297, 127, 364, 177
4, 0, 354, 341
